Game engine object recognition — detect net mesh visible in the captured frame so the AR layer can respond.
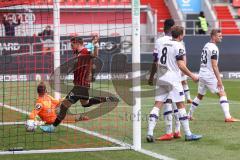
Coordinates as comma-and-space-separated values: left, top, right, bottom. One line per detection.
0, 0, 133, 151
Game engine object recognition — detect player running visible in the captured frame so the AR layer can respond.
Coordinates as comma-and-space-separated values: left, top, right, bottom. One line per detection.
40, 37, 119, 132
188, 29, 239, 122
146, 26, 202, 142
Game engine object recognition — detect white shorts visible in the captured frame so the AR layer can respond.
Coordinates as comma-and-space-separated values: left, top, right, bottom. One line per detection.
181, 75, 187, 81
155, 80, 185, 103
198, 77, 223, 95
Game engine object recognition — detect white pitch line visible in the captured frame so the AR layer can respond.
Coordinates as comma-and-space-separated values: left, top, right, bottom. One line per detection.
0, 102, 174, 160
0, 147, 129, 155
0, 122, 25, 126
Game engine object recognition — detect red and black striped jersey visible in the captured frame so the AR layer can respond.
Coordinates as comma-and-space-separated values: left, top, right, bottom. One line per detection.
73, 48, 92, 88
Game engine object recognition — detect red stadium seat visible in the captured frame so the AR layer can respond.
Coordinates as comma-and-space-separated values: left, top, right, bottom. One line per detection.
119, 0, 130, 5
66, 0, 86, 5
109, 0, 120, 5
34, 0, 43, 4
233, 0, 240, 7
60, 0, 65, 5
65, 0, 74, 5
99, 0, 109, 5
47, 0, 53, 4
88, 0, 97, 5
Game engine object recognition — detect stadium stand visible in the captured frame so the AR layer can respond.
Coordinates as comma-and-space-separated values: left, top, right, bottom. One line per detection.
214, 5, 240, 34
238, 8, 240, 17
140, 0, 171, 32
233, 0, 240, 7
32, 0, 131, 5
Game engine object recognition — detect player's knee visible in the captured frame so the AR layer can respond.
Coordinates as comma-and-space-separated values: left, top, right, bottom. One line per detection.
197, 94, 204, 100
181, 80, 187, 85
154, 101, 163, 108
62, 99, 72, 108
176, 102, 185, 109
218, 91, 226, 97
80, 99, 90, 107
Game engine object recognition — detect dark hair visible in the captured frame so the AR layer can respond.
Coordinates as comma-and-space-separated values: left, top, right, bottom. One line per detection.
199, 11, 204, 17
210, 29, 221, 37
70, 36, 84, 44
37, 82, 47, 96
164, 18, 175, 34
171, 26, 184, 39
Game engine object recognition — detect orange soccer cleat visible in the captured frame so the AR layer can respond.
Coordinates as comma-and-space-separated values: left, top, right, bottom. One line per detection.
225, 117, 240, 122
156, 133, 173, 141
173, 131, 182, 139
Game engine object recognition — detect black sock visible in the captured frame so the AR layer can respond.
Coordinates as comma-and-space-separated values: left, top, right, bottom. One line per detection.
53, 118, 62, 127
53, 103, 69, 127
82, 97, 105, 108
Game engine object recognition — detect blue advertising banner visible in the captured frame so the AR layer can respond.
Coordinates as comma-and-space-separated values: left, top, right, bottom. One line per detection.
177, 0, 201, 13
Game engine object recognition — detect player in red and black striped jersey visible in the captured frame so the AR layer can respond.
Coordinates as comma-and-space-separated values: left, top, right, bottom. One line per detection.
40, 36, 119, 132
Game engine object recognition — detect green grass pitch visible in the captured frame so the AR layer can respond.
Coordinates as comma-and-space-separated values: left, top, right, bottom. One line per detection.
0, 80, 240, 160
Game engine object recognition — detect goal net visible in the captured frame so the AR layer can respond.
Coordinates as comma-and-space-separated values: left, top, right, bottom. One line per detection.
0, 0, 142, 154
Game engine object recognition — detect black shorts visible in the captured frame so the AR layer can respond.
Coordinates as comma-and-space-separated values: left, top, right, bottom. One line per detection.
65, 86, 89, 104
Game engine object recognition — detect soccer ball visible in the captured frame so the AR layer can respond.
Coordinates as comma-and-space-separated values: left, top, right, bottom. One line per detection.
25, 120, 37, 132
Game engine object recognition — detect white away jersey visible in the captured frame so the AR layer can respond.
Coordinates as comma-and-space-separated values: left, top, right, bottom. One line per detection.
199, 42, 219, 77
153, 35, 172, 61
157, 40, 186, 83
154, 35, 172, 52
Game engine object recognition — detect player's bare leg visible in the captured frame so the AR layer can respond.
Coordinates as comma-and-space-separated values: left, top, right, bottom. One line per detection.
182, 80, 192, 103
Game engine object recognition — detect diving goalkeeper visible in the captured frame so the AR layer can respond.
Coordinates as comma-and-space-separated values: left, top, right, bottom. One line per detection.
25, 82, 60, 131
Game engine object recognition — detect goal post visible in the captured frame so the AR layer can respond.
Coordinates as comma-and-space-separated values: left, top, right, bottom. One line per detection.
132, 0, 141, 151
53, 0, 61, 100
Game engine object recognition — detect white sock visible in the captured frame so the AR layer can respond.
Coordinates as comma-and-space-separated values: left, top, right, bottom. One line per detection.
219, 96, 231, 119
147, 107, 160, 136
183, 84, 191, 100
163, 103, 173, 134
188, 97, 201, 117
172, 103, 180, 133
178, 108, 192, 136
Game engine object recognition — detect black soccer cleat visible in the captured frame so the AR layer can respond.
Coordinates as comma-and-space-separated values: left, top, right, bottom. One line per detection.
105, 96, 120, 102
146, 135, 155, 143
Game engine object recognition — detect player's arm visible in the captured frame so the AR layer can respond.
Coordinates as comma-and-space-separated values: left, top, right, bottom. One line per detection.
49, 95, 61, 108
29, 103, 42, 120
92, 37, 99, 57
211, 58, 223, 90
148, 43, 159, 85
148, 53, 158, 85
177, 59, 198, 82
176, 47, 198, 82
